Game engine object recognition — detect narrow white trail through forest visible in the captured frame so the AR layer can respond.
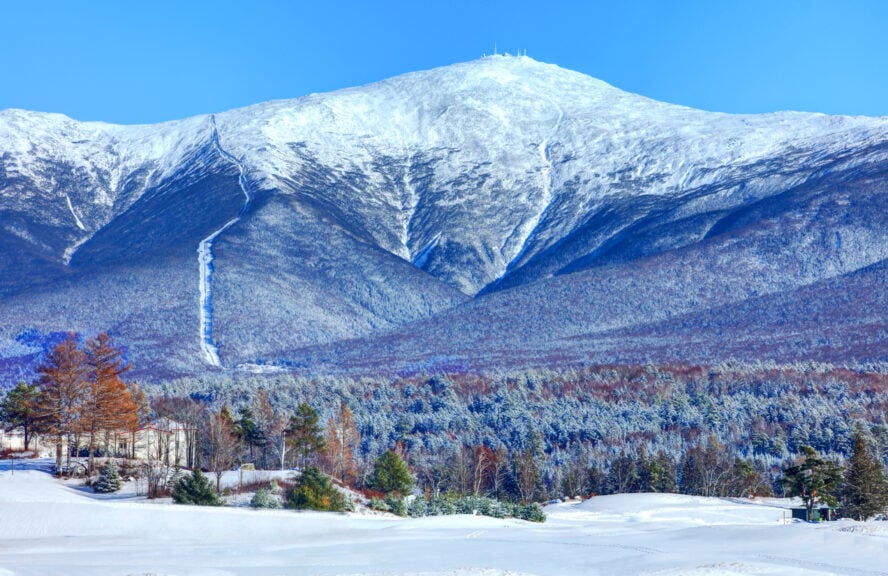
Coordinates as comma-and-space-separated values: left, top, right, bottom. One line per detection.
64, 192, 86, 231
197, 115, 252, 366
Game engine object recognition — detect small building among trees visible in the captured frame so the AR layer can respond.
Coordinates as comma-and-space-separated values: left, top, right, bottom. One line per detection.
118, 417, 195, 468
1, 417, 193, 469
790, 506, 837, 522
0, 427, 33, 452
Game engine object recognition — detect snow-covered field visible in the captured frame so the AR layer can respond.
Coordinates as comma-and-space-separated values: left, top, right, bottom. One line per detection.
2, 463, 887, 576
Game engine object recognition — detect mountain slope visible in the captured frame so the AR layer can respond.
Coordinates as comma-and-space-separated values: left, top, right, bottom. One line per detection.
1, 56, 887, 379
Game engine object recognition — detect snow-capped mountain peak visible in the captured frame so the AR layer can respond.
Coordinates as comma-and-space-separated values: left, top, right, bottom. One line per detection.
2, 56, 888, 377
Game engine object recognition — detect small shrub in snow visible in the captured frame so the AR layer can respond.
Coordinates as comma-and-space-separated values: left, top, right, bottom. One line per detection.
93, 461, 122, 493
285, 466, 347, 512
250, 487, 282, 509
408, 496, 427, 517
369, 497, 389, 512
269, 479, 283, 494
172, 469, 223, 506
520, 503, 546, 523
384, 494, 407, 517
408, 494, 545, 522
427, 495, 456, 516
455, 495, 479, 515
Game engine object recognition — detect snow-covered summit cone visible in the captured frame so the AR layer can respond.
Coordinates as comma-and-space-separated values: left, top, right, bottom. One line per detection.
214, 55, 888, 294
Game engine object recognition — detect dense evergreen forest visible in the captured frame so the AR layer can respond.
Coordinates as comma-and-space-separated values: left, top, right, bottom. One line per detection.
4, 333, 886, 507
153, 362, 888, 499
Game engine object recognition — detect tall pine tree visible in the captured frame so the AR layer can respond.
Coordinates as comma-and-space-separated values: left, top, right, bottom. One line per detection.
82, 332, 134, 475
782, 445, 843, 522
286, 403, 326, 470
842, 433, 888, 520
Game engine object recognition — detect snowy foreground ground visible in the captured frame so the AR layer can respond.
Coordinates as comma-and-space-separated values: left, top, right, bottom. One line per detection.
1, 463, 888, 576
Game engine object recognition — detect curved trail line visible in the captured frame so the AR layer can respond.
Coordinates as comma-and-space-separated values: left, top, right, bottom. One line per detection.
503, 97, 563, 273
65, 193, 87, 231
198, 115, 253, 366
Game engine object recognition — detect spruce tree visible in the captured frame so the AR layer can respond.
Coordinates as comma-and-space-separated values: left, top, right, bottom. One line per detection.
0, 382, 41, 451
285, 466, 347, 511
842, 434, 888, 520
371, 451, 414, 496
93, 461, 122, 493
172, 469, 223, 506
286, 403, 326, 469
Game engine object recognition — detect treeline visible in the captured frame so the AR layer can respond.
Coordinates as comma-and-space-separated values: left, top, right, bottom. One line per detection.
5, 348, 888, 513
146, 363, 888, 502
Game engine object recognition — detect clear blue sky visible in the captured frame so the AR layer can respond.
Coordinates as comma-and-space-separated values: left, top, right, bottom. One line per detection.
2, 0, 887, 124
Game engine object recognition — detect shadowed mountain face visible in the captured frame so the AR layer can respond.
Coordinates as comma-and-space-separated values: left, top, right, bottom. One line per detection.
1, 56, 887, 380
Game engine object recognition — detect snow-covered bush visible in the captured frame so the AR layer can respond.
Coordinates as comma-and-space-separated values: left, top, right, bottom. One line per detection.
408, 496, 427, 517
93, 461, 122, 493
250, 487, 282, 509
172, 470, 223, 506
285, 467, 347, 512
520, 503, 546, 523
384, 494, 407, 517
427, 495, 456, 516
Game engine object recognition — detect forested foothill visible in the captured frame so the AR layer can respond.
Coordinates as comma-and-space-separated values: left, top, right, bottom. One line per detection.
4, 351, 888, 519
145, 362, 888, 513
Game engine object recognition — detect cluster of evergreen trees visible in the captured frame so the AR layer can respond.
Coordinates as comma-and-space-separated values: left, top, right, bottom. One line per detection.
134, 366, 888, 517
782, 437, 888, 521
148, 364, 888, 496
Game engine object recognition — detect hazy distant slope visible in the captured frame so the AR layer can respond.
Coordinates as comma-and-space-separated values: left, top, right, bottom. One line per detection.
1, 56, 887, 379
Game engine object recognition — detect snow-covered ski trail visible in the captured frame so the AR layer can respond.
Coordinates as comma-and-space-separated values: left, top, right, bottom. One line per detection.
65, 193, 87, 231
61, 193, 89, 265
503, 98, 564, 272
198, 115, 253, 367
400, 159, 419, 262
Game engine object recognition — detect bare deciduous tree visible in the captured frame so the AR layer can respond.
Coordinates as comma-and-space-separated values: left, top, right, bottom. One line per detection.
324, 401, 360, 485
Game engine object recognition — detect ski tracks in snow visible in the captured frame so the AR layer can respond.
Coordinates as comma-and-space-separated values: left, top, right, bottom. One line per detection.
754, 553, 888, 576
197, 115, 253, 367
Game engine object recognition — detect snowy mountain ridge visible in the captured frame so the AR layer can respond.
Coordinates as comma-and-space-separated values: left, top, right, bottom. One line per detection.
2, 56, 888, 378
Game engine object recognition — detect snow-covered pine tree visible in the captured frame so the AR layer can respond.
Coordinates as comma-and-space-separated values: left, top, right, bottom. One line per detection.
172, 469, 223, 506
250, 486, 282, 509
842, 433, 888, 520
93, 461, 122, 493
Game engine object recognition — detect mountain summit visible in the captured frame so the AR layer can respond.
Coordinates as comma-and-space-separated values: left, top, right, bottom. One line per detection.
2, 56, 887, 378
